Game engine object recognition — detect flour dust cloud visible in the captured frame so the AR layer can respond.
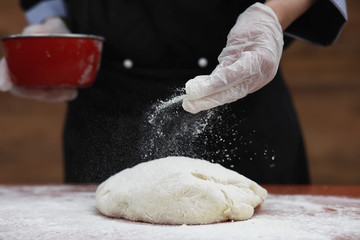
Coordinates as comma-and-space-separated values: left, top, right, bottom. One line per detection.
139, 91, 245, 167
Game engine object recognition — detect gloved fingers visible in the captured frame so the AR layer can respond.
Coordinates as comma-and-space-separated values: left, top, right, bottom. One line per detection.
185, 51, 257, 101
0, 58, 13, 91
10, 87, 78, 103
183, 83, 249, 114
184, 48, 280, 113
22, 17, 70, 35
42, 17, 70, 33
22, 24, 51, 34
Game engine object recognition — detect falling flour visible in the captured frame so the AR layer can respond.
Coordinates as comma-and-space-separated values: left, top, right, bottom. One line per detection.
148, 94, 186, 124
1, 185, 359, 240
141, 92, 219, 160
139, 92, 276, 170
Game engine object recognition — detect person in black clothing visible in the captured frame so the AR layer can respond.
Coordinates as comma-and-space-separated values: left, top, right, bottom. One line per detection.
0, 0, 347, 184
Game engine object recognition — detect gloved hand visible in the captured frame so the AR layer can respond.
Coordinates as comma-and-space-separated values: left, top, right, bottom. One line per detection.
182, 3, 284, 114
0, 17, 78, 102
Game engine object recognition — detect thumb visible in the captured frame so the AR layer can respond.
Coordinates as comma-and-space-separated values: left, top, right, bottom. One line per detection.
0, 58, 14, 91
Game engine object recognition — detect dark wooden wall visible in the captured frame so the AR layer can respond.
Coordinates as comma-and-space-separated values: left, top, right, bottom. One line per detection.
0, 0, 359, 184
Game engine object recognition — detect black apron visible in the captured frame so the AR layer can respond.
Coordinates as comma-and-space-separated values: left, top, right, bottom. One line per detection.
63, 0, 309, 184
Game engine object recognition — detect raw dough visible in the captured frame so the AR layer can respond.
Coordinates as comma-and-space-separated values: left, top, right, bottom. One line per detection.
96, 156, 267, 225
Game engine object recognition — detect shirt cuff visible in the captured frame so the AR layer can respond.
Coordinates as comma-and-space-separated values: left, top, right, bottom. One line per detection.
25, 0, 67, 25
284, 0, 348, 46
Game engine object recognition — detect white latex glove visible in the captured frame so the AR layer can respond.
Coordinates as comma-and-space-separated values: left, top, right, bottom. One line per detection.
0, 17, 78, 102
182, 3, 284, 114
0, 58, 12, 91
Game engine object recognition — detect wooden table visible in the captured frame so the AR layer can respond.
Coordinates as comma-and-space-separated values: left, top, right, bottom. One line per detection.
264, 185, 360, 197
0, 185, 359, 240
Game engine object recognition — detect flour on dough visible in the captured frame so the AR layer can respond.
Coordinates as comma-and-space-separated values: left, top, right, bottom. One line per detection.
95, 156, 267, 225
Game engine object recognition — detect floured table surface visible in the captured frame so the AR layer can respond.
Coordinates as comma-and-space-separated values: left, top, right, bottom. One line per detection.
0, 185, 359, 240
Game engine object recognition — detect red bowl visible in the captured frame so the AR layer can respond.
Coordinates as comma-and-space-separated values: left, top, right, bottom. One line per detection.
1, 34, 104, 87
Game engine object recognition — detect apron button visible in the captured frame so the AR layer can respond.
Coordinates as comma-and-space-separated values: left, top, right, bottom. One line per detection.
123, 59, 133, 69
198, 57, 208, 68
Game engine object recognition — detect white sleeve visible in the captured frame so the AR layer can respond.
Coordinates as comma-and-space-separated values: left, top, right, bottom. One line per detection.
331, 0, 348, 20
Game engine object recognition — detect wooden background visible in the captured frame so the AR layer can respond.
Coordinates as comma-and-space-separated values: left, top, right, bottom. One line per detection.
0, 0, 359, 184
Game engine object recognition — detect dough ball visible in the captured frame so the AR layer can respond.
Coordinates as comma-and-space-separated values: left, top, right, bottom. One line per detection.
95, 156, 267, 225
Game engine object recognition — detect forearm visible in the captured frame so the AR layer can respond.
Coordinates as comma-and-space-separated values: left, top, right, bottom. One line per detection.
265, 0, 317, 30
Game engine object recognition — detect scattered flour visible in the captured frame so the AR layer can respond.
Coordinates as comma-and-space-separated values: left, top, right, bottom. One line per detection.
140, 93, 275, 169
148, 94, 186, 124
0, 185, 359, 240
141, 92, 220, 160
